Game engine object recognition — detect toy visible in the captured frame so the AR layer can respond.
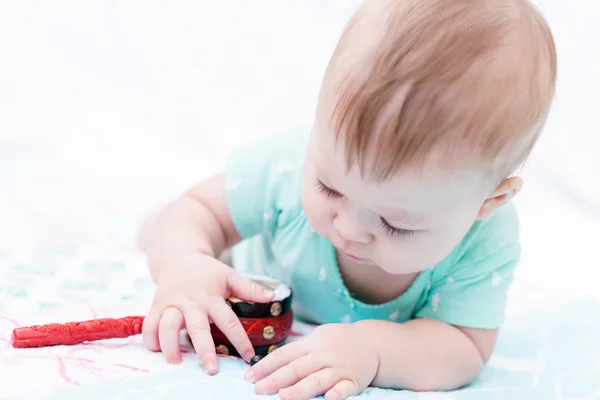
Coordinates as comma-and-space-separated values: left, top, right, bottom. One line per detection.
198, 274, 293, 364
11, 274, 293, 365
11, 315, 144, 348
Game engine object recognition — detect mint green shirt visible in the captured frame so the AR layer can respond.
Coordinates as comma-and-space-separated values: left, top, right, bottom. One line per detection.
226, 127, 520, 329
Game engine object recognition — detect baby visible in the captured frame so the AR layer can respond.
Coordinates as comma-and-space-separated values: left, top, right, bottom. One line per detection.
139, 0, 556, 398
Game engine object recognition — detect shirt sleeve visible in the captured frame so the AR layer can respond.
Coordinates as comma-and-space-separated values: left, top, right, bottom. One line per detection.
414, 203, 521, 329
224, 128, 307, 240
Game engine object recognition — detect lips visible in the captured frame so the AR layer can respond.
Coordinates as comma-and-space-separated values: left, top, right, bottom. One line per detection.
330, 238, 365, 261
343, 252, 363, 261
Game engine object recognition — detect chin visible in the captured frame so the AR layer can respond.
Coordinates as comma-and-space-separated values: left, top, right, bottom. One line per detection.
378, 265, 406, 275
344, 254, 372, 264
377, 261, 425, 275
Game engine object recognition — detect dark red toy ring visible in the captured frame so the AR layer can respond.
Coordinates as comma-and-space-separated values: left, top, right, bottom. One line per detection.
226, 295, 292, 319
209, 310, 293, 347
192, 274, 294, 360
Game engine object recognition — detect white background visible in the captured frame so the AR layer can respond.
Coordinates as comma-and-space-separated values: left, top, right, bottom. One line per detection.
1, 0, 599, 305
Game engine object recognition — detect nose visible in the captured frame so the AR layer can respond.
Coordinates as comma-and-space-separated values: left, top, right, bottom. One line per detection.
333, 204, 373, 244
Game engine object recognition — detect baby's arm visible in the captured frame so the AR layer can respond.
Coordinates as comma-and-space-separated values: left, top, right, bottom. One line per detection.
139, 173, 275, 369
362, 318, 496, 390
244, 317, 495, 398
139, 173, 241, 281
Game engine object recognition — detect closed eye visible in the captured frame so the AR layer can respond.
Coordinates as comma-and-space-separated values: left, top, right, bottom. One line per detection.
378, 217, 415, 238
315, 178, 342, 199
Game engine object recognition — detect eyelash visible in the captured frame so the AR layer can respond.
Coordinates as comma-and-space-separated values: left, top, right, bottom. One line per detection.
315, 178, 415, 238
378, 218, 414, 238
315, 178, 342, 199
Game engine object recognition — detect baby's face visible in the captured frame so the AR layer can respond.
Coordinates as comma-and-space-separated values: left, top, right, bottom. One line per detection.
301, 125, 491, 275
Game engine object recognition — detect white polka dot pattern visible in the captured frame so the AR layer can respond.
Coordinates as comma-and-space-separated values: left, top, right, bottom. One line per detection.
431, 293, 440, 312
341, 314, 352, 323
318, 267, 327, 281
492, 271, 503, 287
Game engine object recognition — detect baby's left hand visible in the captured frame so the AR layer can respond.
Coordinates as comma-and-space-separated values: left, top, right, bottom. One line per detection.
244, 322, 379, 400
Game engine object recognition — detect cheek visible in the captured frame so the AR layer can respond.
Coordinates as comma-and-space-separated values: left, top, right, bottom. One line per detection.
375, 234, 454, 273
375, 209, 480, 272
373, 239, 423, 273
301, 179, 331, 231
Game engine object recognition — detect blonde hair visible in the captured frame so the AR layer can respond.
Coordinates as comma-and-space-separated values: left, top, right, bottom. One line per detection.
322, 0, 557, 183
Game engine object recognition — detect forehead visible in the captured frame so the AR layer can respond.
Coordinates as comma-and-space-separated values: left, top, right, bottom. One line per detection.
308, 127, 485, 213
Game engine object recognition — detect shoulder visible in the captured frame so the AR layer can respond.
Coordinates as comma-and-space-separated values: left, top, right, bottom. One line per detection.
224, 125, 311, 237
419, 202, 521, 329
458, 201, 520, 264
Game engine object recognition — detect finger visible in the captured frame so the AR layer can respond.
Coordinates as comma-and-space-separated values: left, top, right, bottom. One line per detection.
227, 272, 275, 303
208, 300, 254, 362
182, 307, 218, 375
279, 368, 340, 400
324, 379, 362, 400
245, 342, 308, 383
158, 307, 185, 364
254, 354, 325, 395
142, 308, 162, 352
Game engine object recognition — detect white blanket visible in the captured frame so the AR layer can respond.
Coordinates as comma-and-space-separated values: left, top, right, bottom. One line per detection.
1, 1, 599, 398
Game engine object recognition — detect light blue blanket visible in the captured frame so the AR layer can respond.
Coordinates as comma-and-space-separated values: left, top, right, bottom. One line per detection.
1, 239, 598, 400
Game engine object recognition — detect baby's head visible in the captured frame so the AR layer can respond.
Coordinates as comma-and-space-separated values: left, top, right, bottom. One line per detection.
302, 0, 556, 274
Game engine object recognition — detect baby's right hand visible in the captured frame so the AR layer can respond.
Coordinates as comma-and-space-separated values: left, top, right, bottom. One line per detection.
141, 252, 274, 374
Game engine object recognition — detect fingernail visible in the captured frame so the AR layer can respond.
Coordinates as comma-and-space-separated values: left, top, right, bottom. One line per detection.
325, 392, 339, 400
255, 382, 268, 395
204, 361, 217, 374
244, 352, 254, 362
244, 369, 255, 382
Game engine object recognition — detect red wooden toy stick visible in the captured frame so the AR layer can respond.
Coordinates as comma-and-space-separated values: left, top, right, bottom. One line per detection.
11, 316, 144, 348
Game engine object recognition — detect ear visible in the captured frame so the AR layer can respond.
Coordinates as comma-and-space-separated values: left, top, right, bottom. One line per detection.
477, 177, 523, 220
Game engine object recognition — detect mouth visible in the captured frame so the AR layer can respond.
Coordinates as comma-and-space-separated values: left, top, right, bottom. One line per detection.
342, 251, 364, 261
